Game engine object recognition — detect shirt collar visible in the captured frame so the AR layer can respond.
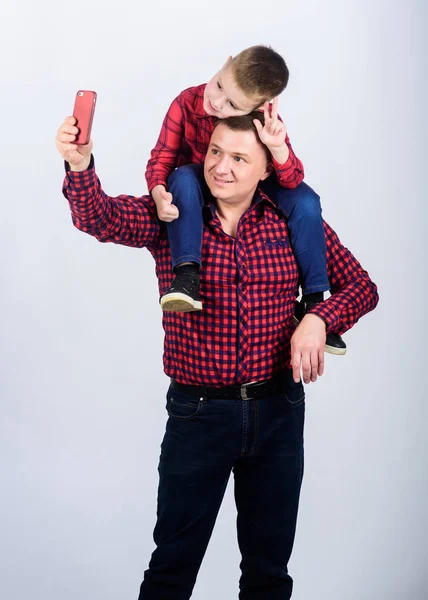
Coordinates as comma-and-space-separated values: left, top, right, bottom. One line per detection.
257, 187, 276, 208
204, 188, 276, 219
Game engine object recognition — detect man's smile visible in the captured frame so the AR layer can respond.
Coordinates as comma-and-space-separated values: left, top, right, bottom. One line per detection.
213, 175, 233, 184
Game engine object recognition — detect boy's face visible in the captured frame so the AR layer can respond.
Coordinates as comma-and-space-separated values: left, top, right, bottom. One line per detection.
204, 61, 260, 119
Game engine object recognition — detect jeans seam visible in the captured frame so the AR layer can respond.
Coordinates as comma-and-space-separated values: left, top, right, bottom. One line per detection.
240, 400, 248, 455
250, 399, 259, 456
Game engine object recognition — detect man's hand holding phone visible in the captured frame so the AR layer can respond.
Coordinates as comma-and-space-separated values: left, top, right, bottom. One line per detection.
56, 90, 97, 171
56, 116, 93, 171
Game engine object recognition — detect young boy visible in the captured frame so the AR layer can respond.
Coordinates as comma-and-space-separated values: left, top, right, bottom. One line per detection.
146, 45, 346, 354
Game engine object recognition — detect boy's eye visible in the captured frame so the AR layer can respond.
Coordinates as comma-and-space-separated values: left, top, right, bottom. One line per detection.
217, 81, 222, 90
229, 101, 237, 109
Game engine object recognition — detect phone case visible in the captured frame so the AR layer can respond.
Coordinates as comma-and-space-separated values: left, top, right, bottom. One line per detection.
72, 90, 97, 145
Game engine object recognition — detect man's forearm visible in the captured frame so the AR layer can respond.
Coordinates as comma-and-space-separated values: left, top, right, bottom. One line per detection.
308, 274, 378, 335
63, 156, 160, 249
308, 221, 379, 334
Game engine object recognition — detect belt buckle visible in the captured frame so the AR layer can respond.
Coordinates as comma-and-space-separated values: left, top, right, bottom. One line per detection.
240, 381, 257, 400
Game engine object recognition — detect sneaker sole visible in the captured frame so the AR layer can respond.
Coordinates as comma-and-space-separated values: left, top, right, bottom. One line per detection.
160, 293, 203, 312
325, 344, 347, 356
293, 317, 347, 355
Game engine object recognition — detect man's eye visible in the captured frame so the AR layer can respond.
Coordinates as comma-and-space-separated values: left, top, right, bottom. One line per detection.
234, 156, 243, 162
212, 149, 220, 155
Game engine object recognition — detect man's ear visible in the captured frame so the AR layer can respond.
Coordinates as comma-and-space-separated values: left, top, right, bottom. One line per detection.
260, 162, 273, 182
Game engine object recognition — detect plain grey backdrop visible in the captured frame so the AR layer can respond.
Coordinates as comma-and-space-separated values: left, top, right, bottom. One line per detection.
1, 0, 427, 598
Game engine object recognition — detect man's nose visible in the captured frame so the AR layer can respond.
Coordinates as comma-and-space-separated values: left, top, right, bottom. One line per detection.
215, 155, 231, 173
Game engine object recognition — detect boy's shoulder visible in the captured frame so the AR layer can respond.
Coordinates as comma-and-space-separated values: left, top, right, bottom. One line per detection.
174, 83, 205, 104
171, 83, 207, 118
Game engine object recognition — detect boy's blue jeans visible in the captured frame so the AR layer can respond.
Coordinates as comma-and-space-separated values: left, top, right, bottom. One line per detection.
138, 370, 305, 599
166, 164, 329, 295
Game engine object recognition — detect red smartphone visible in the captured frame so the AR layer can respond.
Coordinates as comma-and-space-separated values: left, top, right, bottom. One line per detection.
72, 90, 97, 145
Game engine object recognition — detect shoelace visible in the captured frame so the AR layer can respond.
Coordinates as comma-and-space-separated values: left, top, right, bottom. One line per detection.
169, 272, 199, 294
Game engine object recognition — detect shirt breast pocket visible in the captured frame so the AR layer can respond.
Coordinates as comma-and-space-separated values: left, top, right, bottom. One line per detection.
245, 232, 298, 290
264, 238, 290, 249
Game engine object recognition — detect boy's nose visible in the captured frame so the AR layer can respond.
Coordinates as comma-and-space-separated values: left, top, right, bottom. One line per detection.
212, 93, 226, 111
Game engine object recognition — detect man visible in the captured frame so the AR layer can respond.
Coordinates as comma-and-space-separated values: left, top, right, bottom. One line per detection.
56, 112, 378, 599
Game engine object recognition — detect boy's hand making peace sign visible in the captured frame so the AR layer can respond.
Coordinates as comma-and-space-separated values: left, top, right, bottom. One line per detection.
253, 97, 290, 165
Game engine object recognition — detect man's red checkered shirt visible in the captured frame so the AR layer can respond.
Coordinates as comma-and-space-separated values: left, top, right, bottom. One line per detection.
63, 158, 379, 387
145, 84, 304, 192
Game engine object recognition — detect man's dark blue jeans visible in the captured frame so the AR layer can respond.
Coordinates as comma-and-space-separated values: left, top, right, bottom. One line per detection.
166, 164, 329, 295
138, 370, 305, 599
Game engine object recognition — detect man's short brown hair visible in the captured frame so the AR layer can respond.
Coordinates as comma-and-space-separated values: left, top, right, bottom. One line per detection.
213, 112, 271, 163
229, 45, 289, 105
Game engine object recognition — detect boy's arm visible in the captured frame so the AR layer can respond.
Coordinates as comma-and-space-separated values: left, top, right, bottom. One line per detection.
253, 99, 304, 188
271, 132, 304, 189
63, 156, 161, 249
307, 222, 379, 334
145, 95, 185, 193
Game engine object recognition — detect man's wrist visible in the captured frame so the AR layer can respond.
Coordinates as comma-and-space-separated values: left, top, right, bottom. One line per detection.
67, 157, 91, 172
65, 154, 93, 173
301, 313, 327, 329
306, 301, 341, 334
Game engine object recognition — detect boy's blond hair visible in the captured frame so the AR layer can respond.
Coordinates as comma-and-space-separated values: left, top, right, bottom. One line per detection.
229, 45, 289, 105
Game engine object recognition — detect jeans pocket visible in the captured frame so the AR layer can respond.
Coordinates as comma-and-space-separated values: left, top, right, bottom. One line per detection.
283, 379, 305, 407
166, 389, 203, 420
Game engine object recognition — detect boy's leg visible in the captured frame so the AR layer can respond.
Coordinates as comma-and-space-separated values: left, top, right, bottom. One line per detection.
259, 178, 347, 355
138, 387, 238, 600
167, 164, 206, 271
234, 375, 306, 600
161, 164, 206, 313
260, 178, 329, 295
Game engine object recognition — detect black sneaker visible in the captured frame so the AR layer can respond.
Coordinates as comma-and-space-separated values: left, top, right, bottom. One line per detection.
160, 271, 203, 312
324, 331, 347, 355
293, 300, 347, 356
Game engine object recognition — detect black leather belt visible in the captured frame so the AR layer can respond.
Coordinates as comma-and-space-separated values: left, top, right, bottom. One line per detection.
170, 371, 291, 401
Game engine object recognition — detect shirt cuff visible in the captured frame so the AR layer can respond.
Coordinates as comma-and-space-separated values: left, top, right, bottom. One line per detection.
271, 153, 294, 173
148, 179, 168, 194
307, 301, 342, 333
64, 155, 96, 190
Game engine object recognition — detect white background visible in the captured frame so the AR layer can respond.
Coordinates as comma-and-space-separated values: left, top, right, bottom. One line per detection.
1, 0, 427, 598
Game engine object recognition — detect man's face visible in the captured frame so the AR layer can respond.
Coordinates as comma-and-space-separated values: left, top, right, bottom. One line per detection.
204, 123, 271, 204
203, 62, 259, 119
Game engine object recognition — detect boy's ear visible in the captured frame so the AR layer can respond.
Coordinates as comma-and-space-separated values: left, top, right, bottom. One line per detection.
223, 56, 233, 68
